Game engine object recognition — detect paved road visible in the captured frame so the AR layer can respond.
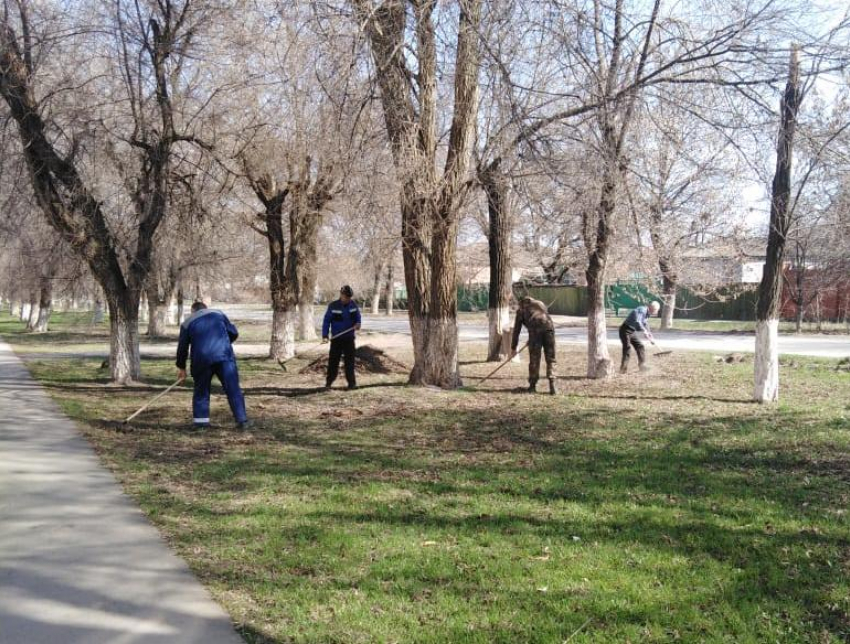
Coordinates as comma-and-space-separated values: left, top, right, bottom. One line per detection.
0, 340, 244, 644
221, 307, 850, 359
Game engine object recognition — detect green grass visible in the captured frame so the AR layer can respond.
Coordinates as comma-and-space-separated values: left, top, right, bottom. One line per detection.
2, 312, 850, 642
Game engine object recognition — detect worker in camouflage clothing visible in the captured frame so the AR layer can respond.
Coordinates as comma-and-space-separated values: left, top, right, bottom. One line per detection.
511, 296, 558, 395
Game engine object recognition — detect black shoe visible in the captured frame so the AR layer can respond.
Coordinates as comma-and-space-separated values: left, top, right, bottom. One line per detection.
236, 420, 253, 431
548, 379, 558, 395
527, 382, 537, 393
347, 384, 358, 391
191, 423, 210, 431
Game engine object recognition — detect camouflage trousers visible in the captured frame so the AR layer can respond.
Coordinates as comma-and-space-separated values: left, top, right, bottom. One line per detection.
528, 329, 557, 383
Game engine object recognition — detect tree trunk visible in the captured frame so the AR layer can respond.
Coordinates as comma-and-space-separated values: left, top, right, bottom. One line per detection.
420, 220, 462, 387
265, 188, 299, 361
794, 296, 804, 332
660, 273, 677, 330
289, 181, 321, 342
584, 165, 616, 380
356, 0, 480, 387
93, 296, 105, 324
26, 291, 38, 330
298, 301, 316, 341
481, 161, 513, 362
146, 296, 168, 337
371, 261, 385, 315
175, 285, 185, 325
270, 306, 296, 360
34, 277, 53, 332
755, 49, 800, 403
385, 264, 395, 315
20, 300, 29, 322
106, 296, 141, 384
144, 267, 176, 338
586, 266, 612, 378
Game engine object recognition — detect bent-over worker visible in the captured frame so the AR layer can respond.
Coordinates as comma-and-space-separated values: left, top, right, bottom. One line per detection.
619, 301, 661, 374
511, 296, 558, 395
176, 301, 250, 430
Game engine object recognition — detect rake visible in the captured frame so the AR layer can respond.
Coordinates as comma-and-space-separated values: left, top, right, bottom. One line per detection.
467, 341, 529, 390
650, 339, 673, 357
123, 378, 184, 425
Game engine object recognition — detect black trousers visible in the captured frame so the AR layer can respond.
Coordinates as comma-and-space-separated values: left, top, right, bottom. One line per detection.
619, 323, 646, 367
327, 336, 356, 386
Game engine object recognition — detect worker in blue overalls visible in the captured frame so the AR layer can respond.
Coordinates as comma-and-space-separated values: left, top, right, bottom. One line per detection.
176, 301, 250, 429
322, 285, 362, 390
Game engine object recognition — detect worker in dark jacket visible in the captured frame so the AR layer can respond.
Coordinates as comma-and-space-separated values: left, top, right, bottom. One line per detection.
511, 296, 558, 394
322, 285, 362, 390
176, 302, 249, 429
619, 301, 661, 373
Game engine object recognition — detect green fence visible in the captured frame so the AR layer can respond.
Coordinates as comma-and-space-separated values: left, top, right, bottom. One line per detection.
461, 281, 758, 320
516, 285, 588, 316
457, 285, 490, 312
514, 281, 759, 321
675, 286, 758, 321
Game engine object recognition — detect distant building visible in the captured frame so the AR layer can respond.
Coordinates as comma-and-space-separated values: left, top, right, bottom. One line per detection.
679, 239, 766, 287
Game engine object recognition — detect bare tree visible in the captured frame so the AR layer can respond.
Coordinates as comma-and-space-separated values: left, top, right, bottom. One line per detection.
0, 0, 219, 382
755, 50, 802, 402
353, 0, 482, 387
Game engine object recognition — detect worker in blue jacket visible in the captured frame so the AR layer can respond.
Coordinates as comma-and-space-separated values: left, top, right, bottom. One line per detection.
176, 301, 250, 429
322, 285, 361, 390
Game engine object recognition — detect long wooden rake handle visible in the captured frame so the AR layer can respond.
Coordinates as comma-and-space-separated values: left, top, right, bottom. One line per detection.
469, 341, 529, 390
278, 325, 358, 371
123, 378, 183, 424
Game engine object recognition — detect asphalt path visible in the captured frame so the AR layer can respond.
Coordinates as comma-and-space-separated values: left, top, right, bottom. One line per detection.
0, 340, 244, 644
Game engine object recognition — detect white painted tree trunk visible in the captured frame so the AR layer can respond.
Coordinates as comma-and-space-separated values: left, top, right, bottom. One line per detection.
298, 303, 317, 341
487, 306, 511, 362
26, 299, 38, 330
107, 300, 141, 384
754, 319, 779, 403
93, 298, 105, 324
20, 302, 29, 322
35, 303, 51, 332
269, 308, 296, 360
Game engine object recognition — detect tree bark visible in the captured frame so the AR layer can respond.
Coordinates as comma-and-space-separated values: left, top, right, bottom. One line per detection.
0, 8, 183, 383
385, 264, 395, 316
660, 272, 677, 330
755, 49, 800, 403
371, 261, 386, 315
175, 284, 185, 325
34, 277, 53, 332
25, 291, 38, 330
481, 161, 513, 362
93, 295, 105, 325
268, 189, 297, 361
107, 296, 141, 384
356, 0, 481, 387
584, 164, 616, 379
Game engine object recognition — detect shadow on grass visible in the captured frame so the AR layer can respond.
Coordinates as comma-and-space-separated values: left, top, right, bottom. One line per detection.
144, 405, 850, 641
